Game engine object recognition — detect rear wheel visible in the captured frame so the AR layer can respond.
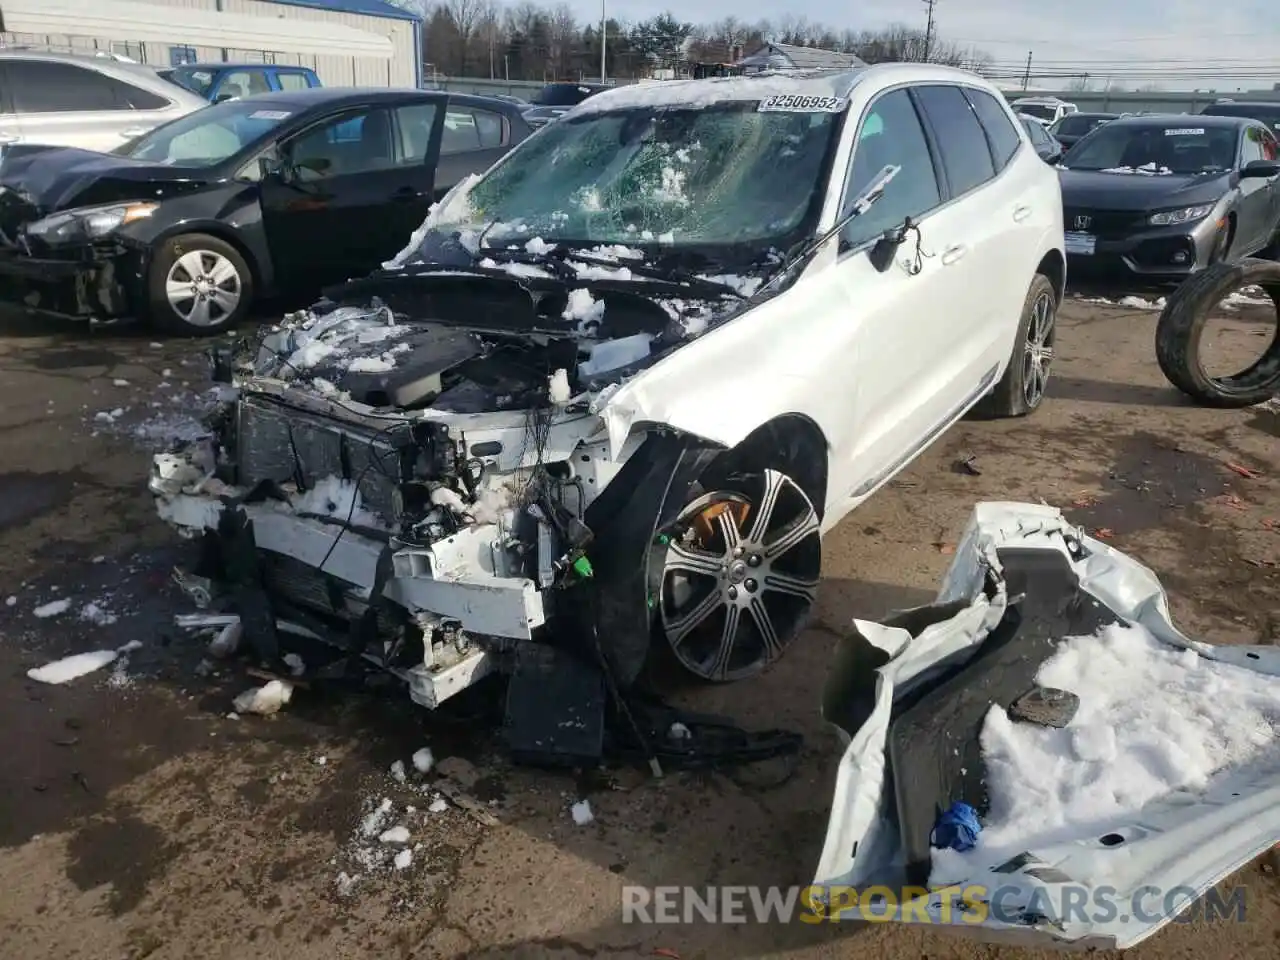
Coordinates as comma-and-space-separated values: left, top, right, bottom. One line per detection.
146, 233, 253, 336
657, 468, 822, 682
976, 273, 1057, 418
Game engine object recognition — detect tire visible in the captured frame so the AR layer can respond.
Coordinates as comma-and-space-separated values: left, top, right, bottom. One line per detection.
654, 467, 822, 682
1155, 257, 1280, 408
976, 273, 1057, 419
146, 233, 253, 336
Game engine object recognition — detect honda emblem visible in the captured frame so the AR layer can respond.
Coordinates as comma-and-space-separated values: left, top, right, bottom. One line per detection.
1074, 215, 1092, 230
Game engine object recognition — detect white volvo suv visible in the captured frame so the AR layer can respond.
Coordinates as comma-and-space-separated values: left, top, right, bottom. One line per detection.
150, 63, 1066, 709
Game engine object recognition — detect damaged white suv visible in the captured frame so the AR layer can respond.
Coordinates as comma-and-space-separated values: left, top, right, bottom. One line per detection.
150, 64, 1065, 712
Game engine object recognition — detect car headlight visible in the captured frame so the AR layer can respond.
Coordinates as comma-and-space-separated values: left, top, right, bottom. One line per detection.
1147, 204, 1214, 227
24, 201, 159, 244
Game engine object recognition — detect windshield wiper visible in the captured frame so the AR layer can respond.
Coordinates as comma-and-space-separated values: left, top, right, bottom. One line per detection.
475, 244, 746, 300
750, 163, 901, 301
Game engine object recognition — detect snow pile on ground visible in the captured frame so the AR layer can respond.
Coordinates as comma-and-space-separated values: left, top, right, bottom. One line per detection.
329, 747, 464, 896
27, 641, 143, 685
937, 623, 1277, 872
1117, 295, 1167, 310
89, 376, 219, 450
1221, 286, 1273, 310
33, 598, 73, 619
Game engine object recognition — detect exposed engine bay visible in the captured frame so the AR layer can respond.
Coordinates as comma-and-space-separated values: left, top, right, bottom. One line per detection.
147, 260, 767, 750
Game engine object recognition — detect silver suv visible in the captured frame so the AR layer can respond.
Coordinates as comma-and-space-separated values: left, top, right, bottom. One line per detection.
0, 50, 206, 153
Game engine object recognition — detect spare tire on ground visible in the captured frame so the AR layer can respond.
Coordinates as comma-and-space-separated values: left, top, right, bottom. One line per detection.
1155, 257, 1280, 407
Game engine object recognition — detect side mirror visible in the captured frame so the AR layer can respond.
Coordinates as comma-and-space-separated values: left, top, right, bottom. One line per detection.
1047, 152, 1063, 166
1241, 159, 1280, 179
258, 156, 281, 181
214, 93, 236, 104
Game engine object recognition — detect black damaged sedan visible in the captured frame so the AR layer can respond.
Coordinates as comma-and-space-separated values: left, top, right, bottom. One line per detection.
0, 88, 531, 334
1058, 114, 1280, 283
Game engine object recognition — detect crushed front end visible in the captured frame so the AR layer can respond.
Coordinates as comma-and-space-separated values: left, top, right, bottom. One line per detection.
147, 290, 732, 727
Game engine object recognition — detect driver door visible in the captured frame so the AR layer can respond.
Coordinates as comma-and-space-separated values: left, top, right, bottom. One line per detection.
260, 103, 437, 294
820, 87, 959, 505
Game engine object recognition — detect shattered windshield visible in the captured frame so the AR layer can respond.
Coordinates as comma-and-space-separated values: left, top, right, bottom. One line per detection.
438, 100, 842, 249
1064, 124, 1238, 174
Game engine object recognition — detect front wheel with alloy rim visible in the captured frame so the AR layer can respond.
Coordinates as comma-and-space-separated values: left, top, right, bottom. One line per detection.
976, 273, 1057, 418
658, 468, 822, 682
146, 233, 253, 336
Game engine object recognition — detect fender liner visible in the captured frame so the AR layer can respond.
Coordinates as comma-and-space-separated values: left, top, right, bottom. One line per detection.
581, 430, 723, 685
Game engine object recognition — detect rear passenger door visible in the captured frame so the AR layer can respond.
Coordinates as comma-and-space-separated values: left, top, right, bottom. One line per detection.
918, 84, 1046, 378
433, 102, 512, 199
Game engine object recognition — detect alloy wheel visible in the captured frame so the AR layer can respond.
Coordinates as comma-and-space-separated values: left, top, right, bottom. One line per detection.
659, 468, 822, 681
1022, 291, 1056, 408
165, 249, 242, 328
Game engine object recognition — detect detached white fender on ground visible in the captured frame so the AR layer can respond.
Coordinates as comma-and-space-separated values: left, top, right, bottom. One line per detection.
815, 501, 1280, 949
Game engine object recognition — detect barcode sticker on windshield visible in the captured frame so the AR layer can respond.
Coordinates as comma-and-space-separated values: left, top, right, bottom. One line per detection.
758, 95, 848, 113
1164, 127, 1205, 136
249, 110, 292, 120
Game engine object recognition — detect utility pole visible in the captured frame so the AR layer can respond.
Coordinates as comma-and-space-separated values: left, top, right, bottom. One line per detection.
921, 0, 937, 63
1021, 51, 1032, 90
600, 0, 607, 83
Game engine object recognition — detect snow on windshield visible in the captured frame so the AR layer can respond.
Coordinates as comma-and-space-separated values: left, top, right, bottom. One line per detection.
433, 100, 841, 248
1065, 124, 1237, 174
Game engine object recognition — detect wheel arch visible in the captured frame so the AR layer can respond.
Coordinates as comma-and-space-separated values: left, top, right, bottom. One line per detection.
707, 413, 831, 521
1036, 247, 1066, 304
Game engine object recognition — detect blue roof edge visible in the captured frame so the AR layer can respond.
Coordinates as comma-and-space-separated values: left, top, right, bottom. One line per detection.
263, 0, 423, 23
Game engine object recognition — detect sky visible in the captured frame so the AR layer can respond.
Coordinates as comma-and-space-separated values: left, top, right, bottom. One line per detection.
566, 0, 1280, 92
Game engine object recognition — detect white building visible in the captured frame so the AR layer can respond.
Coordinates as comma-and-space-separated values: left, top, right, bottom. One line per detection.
0, 0, 423, 87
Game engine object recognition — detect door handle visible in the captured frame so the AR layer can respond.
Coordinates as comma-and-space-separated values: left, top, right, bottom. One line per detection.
391, 187, 426, 202
120, 127, 149, 138
0, 133, 18, 144
941, 244, 968, 265
1013, 205, 1032, 222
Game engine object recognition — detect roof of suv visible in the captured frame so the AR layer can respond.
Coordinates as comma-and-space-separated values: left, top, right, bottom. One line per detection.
565, 62, 995, 117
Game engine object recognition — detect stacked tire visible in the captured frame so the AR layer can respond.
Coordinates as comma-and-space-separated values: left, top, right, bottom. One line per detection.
1155, 258, 1280, 407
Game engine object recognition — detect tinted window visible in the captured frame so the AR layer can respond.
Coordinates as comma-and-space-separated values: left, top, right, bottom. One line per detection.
914, 85, 997, 195
1202, 103, 1280, 128
440, 107, 506, 154
219, 70, 271, 99
841, 89, 942, 249
1056, 115, 1112, 137
287, 108, 401, 179
8, 60, 169, 113
1022, 118, 1048, 144
965, 88, 1021, 169
276, 71, 312, 92
533, 83, 602, 106
395, 102, 438, 163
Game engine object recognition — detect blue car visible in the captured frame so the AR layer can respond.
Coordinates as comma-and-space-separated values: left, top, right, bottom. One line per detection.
157, 63, 321, 103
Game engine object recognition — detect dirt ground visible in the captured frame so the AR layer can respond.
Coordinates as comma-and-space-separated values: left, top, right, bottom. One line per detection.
0, 293, 1277, 960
